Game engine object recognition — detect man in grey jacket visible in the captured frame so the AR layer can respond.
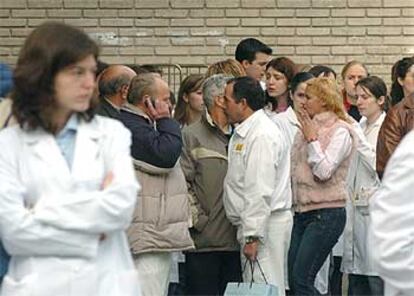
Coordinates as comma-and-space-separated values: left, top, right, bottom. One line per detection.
181, 75, 242, 295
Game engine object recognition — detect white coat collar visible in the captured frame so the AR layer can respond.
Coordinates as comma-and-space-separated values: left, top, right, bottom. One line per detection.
283, 106, 300, 127
22, 116, 104, 179
359, 112, 386, 130
234, 109, 264, 138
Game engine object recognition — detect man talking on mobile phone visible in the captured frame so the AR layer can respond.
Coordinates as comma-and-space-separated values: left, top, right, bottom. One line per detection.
119, 73, 194, 296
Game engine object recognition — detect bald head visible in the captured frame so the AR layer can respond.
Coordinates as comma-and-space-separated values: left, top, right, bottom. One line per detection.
98, 65, 136, 106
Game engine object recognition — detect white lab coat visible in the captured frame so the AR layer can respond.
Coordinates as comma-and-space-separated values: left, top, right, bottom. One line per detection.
342, 116, 384, 275
369, 130, 414, 296
0, 116, 141, 296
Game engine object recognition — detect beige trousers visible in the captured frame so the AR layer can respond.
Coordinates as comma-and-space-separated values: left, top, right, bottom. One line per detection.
133, 252, 172, 296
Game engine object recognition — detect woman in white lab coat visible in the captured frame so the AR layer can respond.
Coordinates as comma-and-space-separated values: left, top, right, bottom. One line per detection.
0, 22, 140, 296
342, 76, 387, 295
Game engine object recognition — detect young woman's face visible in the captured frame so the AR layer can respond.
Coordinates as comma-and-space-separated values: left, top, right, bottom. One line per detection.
291, 82, 307, 112
54, 54, 97, 118
265, 67, 288, 98
185, 87, 204, 112
399, 65, 414, 97
356, 85, 383, 120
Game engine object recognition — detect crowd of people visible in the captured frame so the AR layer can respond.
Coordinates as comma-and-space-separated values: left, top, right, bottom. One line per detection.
0, 21, 413, 296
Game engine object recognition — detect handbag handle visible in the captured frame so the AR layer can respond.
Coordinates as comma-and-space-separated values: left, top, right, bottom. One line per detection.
242, 258, 269, 287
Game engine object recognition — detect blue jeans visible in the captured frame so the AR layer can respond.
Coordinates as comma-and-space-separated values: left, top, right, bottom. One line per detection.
288, 208, 346, 296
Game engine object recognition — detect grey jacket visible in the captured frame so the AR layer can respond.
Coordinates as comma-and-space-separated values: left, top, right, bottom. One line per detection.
181, 114, 239, 252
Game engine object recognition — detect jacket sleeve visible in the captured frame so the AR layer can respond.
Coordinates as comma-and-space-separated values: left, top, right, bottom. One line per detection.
131, 117, 183, 169
353, 122, 376, 170
241, 135, 274, 240
376, 107, 401, 179
0, 132, 99, 258
369, 131, 414, 295
33, 123, 140, 234
180, 129, 208, 232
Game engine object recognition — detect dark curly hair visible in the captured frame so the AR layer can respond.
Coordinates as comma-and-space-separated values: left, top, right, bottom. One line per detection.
390, 57, 414, 106
12, 21, 99, 133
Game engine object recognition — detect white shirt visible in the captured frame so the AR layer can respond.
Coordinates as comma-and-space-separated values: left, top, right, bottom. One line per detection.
369, 130, 414, 296
307, 127, 353, 181
269, 106, 300, 147
359, 112, 386, 150
223, 109, 291, 240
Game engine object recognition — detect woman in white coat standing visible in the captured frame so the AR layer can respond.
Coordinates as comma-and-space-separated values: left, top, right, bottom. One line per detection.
342, 76, 387, 295
0, 22, 140, 296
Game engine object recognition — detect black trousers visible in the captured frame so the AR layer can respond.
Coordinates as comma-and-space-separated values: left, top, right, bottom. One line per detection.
348, 274, 384, 296
185, 251, 242, 296
328, 256, 343, 296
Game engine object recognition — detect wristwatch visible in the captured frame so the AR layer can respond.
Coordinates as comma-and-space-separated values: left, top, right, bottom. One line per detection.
245, 236, 259, 244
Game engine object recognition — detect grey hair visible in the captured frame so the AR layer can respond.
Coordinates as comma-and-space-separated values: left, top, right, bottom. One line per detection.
202, 74, 232, 110
127, 73, 157, 105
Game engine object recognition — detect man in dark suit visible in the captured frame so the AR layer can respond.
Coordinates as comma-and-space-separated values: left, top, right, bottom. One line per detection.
96, 65, 136, 119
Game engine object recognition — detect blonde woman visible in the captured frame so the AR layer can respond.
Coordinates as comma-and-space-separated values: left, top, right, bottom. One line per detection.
288, 77, 355, 295
205, 59, 246, 78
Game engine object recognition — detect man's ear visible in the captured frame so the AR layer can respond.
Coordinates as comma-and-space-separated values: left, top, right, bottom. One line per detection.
240, 97, 249, 110
241, 60, 251, 70
120, 84, 129, 99
378, 95, 385, 107
215, 95, 225, 108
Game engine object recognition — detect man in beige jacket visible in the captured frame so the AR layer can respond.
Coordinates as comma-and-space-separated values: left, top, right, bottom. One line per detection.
120, 73, 194, 296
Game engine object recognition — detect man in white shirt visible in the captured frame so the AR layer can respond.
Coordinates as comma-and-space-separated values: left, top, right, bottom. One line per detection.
223, 76, 293, 296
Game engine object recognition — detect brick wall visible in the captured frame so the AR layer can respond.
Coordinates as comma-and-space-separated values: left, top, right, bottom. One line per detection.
1, 0, 414, 83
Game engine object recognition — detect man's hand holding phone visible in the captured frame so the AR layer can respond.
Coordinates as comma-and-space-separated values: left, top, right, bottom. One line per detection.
145, 97, 171, 120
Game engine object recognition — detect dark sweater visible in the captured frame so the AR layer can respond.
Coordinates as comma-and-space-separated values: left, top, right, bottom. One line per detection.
120, 105, 182, 169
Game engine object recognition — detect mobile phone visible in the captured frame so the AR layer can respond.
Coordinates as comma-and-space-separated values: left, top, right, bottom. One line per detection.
145, 97, 157, 108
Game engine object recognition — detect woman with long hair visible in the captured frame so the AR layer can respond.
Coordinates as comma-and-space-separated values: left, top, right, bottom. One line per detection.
390, 57, 414, 106
377, 57, 414, 178
265, 57, 297, 114
288, 77, 355, 295
174, 74, 205, 127
0, 22, 140, 296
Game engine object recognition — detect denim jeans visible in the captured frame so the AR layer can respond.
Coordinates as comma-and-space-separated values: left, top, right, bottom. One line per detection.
288, 208, 346, 296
